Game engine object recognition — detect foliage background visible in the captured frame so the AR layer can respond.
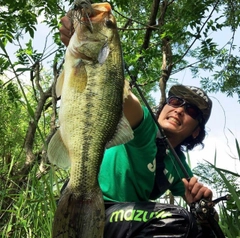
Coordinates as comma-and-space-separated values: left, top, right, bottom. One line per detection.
0, 0, 240, 237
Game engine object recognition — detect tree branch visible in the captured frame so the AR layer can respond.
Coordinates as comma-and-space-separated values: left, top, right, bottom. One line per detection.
158, 0, 173, 108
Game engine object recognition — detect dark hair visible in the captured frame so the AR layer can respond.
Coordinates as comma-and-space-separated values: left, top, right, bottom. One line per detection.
155, 103, 206, 152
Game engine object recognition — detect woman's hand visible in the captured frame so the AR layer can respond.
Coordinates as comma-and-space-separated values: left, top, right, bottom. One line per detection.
182, 177, 213, 204
59, 12, 74, 46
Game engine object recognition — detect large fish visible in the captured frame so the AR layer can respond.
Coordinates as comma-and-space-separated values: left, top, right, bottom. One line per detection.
47, 2, 133, 237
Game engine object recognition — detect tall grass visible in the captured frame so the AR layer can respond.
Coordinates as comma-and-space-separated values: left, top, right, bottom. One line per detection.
215, 137, 240, 237
193, 136, 240, 238
0, 162, 68, 238
206, 162, 240, 237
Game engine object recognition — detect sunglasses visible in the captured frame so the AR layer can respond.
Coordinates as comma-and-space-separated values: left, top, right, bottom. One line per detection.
166, 96, 203, 122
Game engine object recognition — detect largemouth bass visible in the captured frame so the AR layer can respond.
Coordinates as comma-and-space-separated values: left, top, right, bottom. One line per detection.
47, 2, 133, 237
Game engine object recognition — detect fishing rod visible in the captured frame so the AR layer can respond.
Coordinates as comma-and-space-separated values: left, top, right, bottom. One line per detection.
126, 66, 229, 238
126, 68, 191, 180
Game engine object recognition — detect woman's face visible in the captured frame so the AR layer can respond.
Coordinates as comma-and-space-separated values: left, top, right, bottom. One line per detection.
158, 103, 200, 147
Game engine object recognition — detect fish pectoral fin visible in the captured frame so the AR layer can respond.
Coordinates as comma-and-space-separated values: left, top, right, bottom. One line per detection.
56, 71, 65, 97
106, 114, 134, 148
47, 130, 71, 169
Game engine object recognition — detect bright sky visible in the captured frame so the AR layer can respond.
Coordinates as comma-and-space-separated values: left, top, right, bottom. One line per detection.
151, 22, 240, 176
174, 72, 240, 174
175, 26, 240, 174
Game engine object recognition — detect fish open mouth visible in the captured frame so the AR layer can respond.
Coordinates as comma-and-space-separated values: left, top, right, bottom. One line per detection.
82, 3, 112, 23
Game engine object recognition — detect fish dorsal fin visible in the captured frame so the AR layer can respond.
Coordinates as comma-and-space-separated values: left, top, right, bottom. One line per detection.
56, 71, 65, 98
47, 129, 71, 169
106, 114, 134, 149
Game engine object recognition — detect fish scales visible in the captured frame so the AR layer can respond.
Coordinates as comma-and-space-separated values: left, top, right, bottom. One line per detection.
62, 59, 124, 192
47, 2, 132, 238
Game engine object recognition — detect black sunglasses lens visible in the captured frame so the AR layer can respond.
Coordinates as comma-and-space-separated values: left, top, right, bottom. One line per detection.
168, 97, 184, 107
185, 104, 200, 119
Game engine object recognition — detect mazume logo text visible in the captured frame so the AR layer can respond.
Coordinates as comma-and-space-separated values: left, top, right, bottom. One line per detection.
109, 209, 172, 223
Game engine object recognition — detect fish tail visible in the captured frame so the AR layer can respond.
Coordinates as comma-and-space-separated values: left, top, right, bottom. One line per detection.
52, 186, 105, 238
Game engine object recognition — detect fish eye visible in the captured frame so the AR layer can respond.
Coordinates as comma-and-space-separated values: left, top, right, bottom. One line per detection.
105, 20, 115, 28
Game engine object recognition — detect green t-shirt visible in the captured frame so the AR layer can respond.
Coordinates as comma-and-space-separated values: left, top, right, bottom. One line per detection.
98, 106, 193, 202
